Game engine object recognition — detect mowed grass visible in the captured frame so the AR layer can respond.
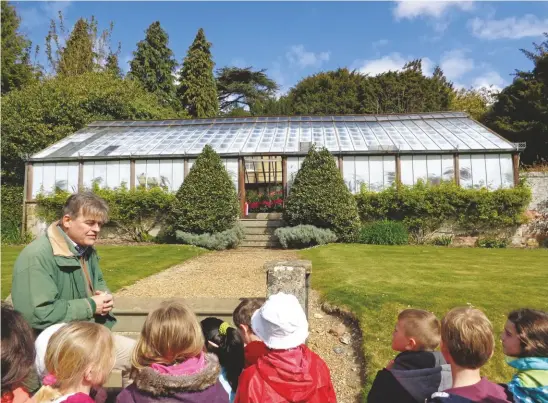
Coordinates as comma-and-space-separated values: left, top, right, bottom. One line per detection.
299, 244, 548, 395
1, 244, 208, 299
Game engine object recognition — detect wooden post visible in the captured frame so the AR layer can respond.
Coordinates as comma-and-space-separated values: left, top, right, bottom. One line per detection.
453, 154, 460, 187
239, 157, 246, 218
395, 154, 402, 188
130, 160, 136, 189
78, 161, 84, 191
25, 163, 33, 201
22, 163, 32, 234
338, 155, 343, 176
512, 153, 520, 186
184, 159, 189, 178
282, 157, 287, 203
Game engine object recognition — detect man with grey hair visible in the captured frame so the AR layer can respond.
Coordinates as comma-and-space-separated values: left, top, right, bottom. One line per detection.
12, 192, 136, 387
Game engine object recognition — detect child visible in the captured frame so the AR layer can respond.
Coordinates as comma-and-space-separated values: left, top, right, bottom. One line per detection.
116, 301, 228, 403
501, 308, 548, 402
367, 309, 452, 403
33, 321, 115, 403
232, 298, 268, 368
201, 317, 245, 402
1, 303, 36, 403
235, 292, 336, 403
429, 307, 513, 402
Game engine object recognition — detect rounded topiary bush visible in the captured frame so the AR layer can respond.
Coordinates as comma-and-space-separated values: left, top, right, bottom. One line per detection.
283, 145, 361, 242
170, 145, 239, 234
359, 220, 409, 245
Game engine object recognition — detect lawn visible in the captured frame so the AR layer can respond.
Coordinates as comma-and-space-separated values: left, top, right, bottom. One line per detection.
1, 244, 208, 299
299, 244, 548, 396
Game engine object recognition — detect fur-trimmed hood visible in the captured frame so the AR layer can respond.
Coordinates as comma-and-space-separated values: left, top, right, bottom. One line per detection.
132, 353, 221, 396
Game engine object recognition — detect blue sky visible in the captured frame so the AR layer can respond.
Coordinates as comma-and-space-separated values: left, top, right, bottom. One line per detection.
14, 1, 548, 94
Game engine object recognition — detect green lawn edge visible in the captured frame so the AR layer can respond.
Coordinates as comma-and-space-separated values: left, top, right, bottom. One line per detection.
1, 244, 208, 299
299, 244, 548, 398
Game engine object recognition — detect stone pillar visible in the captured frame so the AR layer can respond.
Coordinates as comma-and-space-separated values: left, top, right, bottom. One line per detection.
264, 260, 312, 318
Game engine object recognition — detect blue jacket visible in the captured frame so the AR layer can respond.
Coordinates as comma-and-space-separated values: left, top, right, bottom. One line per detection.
507, 356, 548, 403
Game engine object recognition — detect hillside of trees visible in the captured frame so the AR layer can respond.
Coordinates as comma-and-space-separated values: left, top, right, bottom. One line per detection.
1, 1, 546, 188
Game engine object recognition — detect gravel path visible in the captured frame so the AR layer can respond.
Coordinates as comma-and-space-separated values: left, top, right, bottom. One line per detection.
115, 249, 365, 402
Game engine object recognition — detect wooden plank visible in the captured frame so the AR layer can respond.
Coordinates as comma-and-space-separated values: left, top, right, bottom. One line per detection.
78, 161, 84, 191
184, 158, 189, 178
130, 160, 136, 190
454, 154, 460, 186
282, 157, 287, 202
512, 153, 520, 186
338, 155, 343, 176
395, 154, 402, 187
22, 163, 30, 234
239, 157, 246, 217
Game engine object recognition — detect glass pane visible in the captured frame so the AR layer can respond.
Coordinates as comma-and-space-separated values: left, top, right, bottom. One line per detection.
441, 155, 454, 182
426, 155, 442, 185
400, 156, 414, 185
369, 156, 384, 192
471, 154, 487, 189
413, 155, 428, 184
355, 156, 369, 192
383, 156, 396, 189
500, 154, 514, 188
342, 157, 356, 194
459, 155, 473, 189
485, 154, 502, 190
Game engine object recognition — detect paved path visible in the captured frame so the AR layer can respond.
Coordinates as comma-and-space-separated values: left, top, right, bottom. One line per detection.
114, 248, 364, 403
115, 249, 299, 298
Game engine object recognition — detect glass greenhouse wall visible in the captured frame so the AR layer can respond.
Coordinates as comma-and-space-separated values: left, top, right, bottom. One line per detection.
26, 113, 520, 201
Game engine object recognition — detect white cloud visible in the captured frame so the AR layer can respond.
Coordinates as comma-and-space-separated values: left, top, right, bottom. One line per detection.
439, 50, 474, 81
393, 1, 474, 20
286, 45, 330, 69
469, 14, 548, 40
19, 1, 72, 30
472, 71, 506, 91
355, 53, 434, 77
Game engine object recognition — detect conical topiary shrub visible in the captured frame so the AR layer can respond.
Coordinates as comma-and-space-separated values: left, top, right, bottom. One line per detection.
284, 145, 360, 242
170, 145, 239, 234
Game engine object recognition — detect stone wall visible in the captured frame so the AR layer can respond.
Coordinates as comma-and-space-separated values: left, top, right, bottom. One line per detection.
511, 172, 548, 247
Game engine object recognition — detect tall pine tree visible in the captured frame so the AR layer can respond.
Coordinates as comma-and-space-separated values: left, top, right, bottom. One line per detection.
177, 28, 218, 118
105, 53, 122, 77
57, 18, 95, 76
1, 1, 35, 93
128, 21, 177, 107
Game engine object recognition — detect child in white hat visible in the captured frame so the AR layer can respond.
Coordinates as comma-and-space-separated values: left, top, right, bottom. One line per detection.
234, 292, 336, 403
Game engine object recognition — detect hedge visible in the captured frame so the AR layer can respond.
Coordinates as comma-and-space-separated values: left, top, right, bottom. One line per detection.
284, 146, 361, 242
275, 225, 338, 249
355, 180, 531, 242
359, 220, 409, 245
1, 185, 31, 244
35, 184, 175, 242
169, 145, 239, 235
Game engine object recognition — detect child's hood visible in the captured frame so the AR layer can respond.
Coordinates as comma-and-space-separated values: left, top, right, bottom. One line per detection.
255, 345, 328, 401
132, 353, 221, 396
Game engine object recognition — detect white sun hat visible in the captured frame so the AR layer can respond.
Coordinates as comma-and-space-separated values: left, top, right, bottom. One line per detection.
251, 292, 309, 350
35, 322, 67, 378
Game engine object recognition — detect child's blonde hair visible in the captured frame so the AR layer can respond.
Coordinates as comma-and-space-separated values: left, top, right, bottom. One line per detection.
33, 322, 115, 403
398, 309, 441, 351
132, 301, 204, 372
441, 307, 494, 369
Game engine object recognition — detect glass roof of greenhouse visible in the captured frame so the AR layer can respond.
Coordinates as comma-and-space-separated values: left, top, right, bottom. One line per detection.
31, 112, 517, 161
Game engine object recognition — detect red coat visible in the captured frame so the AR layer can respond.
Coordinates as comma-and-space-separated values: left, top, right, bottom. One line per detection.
244, 340, 269, 368
235, 345, 337, 403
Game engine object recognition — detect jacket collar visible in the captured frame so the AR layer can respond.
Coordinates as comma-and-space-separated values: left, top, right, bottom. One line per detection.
132, 353, 221, 396
47, 222, 76, 257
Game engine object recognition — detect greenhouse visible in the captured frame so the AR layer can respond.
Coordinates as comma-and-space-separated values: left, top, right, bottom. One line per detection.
25, 112, 523, 218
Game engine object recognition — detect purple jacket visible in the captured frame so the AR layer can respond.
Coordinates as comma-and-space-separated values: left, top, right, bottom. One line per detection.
116, 353, 229, 403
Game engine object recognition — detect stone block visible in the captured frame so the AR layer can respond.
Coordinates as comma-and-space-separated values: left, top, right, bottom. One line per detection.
264, 260, 312, 317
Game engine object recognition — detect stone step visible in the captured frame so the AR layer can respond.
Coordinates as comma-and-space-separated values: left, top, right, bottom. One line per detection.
244, 234, 277, 242
239, 219, 284, 228
240, 240, 281, 248
245, 212, 283, 220
111, 297, 241, 333
243, 226, 278, 235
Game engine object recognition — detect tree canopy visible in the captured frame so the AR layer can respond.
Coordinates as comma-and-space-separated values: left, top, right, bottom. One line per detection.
177, 28, 219, 118
128, 21, 178, 108
485, 34, 548, 165
1, 2, 35, 94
